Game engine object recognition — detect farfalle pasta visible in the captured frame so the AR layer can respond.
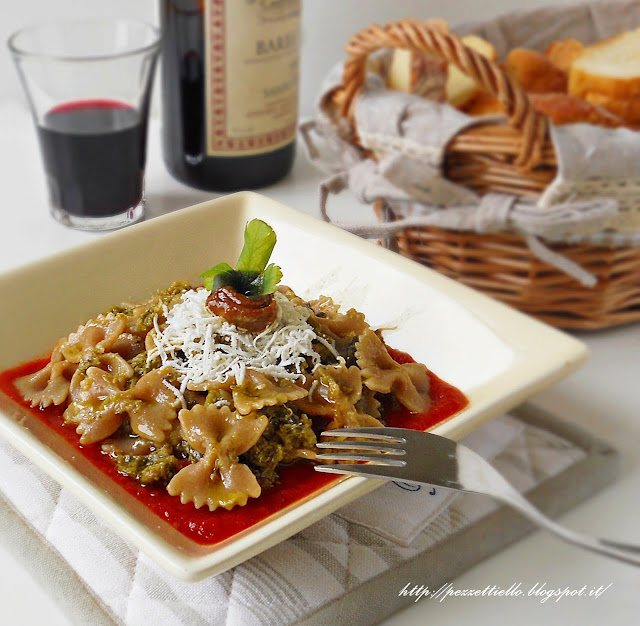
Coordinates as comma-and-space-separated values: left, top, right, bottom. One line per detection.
12, 221, 443, 513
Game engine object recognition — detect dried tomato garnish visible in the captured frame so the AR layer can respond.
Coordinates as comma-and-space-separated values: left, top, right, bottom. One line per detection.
206, 287, 278, 333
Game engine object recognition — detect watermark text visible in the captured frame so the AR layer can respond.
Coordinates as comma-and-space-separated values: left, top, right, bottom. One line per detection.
398, 581, 612, 604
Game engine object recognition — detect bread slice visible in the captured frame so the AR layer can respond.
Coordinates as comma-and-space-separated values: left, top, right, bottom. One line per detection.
446, 35, 497, 108
569, 29, 640, 103
387, 48, 448, 101
386, 19, 449, 101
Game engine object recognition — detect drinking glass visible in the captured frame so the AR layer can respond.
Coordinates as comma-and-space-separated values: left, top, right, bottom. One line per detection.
8, 19, 161, 231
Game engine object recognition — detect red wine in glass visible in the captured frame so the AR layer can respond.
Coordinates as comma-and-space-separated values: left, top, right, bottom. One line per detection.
36, 100, 147, 218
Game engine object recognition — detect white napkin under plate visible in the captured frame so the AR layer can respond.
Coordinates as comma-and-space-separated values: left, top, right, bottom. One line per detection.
0, 408, 593, 626
337, 415, 525, 545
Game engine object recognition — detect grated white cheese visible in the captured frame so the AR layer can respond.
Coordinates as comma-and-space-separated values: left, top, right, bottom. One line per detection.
148, 289, 322, 393
162, 378, 187, 410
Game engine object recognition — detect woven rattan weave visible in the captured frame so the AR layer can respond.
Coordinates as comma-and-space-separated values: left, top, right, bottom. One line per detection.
331, 19, 640, 330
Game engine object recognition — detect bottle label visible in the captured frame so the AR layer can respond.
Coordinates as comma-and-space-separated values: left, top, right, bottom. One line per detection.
205, 0, 300, 157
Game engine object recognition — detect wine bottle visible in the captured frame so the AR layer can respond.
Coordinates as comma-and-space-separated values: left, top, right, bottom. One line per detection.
159, 0, 300, 191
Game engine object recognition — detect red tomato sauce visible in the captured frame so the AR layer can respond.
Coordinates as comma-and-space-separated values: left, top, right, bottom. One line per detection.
0, 352, 467, 546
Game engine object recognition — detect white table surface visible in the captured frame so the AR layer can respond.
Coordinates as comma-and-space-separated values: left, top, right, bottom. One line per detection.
0, 99, 639, 626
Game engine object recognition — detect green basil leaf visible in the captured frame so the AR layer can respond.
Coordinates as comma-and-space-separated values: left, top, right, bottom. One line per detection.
235, 219, 277, 274
200, 262, 233, 291
261, 263, 283, 295
201, 220, 282, 297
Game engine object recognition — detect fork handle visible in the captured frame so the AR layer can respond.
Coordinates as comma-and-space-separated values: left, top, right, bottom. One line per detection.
498, 489, 640, 567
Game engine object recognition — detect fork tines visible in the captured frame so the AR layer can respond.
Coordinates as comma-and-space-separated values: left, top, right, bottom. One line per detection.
315, 427, 408, 467
319, 427, 407, 442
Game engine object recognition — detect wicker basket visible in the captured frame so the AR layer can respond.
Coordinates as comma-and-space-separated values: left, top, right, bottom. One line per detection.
329, 19, 640, 330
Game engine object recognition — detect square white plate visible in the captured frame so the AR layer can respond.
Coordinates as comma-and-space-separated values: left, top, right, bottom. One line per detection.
0, 192, 587, 580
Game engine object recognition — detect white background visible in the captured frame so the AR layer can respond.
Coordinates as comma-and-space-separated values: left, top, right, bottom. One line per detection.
5, 2, 640, 626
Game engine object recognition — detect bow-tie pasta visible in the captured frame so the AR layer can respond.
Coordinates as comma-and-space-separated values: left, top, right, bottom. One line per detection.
14, 281, 436, 511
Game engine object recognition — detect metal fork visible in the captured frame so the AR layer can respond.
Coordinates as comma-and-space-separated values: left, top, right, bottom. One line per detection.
315, 427, 640, 567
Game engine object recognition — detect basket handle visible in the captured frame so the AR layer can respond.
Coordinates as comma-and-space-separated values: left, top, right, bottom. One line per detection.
335, 19, 548, 170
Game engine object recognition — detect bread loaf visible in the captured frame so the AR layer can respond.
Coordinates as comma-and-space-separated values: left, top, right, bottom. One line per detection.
569, 29, 640, 122
529, 92, 626, 127
464, 91, 627, 128
545, 38, 584, 73
382, 19, 640, 131
580, 92, 640, 126
504, 48, 568, 93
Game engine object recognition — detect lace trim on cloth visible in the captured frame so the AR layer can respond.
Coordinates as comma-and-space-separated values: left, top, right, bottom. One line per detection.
538, 123, 640, 233
541, 179, 640, 232
314, 167, 619, 287
357, 131, 442, 165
